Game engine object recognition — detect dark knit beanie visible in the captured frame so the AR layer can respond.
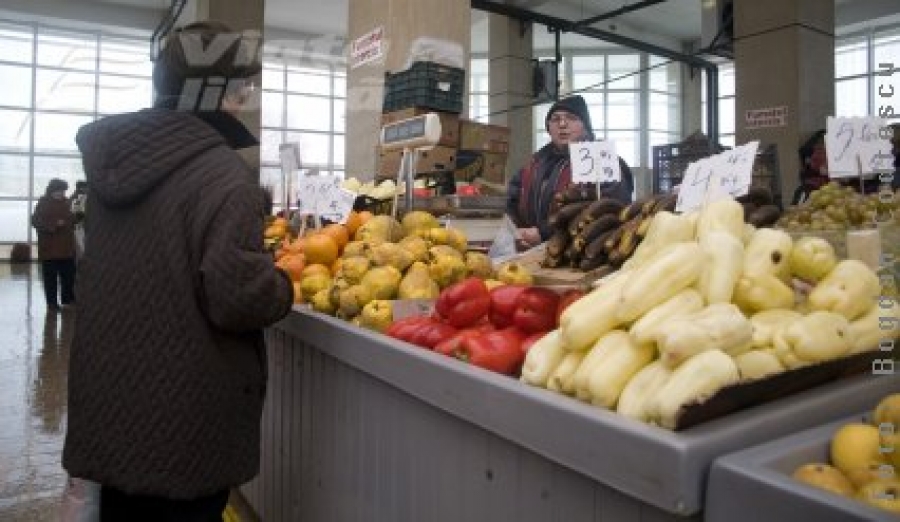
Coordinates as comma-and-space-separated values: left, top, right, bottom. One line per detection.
46, 178, 68, 195
153, 21, 262, 108
545, 95, 595, 141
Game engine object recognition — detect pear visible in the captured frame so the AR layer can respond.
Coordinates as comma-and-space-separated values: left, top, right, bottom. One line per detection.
343, 241, 371, 258
791, 463, 854, 497
874, 394, 900, 471
446, 227, 468, 252
429, 245, 463, 260
355, 215, 403, 243
339, 256, 372, 284
830, 423, 891, 488
310, 287, 336, 315
399, 262, 440, 300
338, 284, 374, 319
361, 266, 402, 300
465, 251, 494, 279
398, 235, 430, 263
371, 242, 415, 272
328, 277, 352, 309
359, 300, 394, 333
429, 255, 468, 289
856, 480, 900, 514
401, 210, 439, 237
425, 227, 451, 246
497, 261, 534, 285
300, 273, 332, 302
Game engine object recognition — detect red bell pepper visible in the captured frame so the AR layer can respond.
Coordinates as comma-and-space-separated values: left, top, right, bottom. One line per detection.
487, 285, 527, 329
520, 331, 547, 354
434, 326, 487, 357
386, 316, 433, 343
454, 327, 525, 375
410, 321, 458, 350
556, 288, 586, 324
513, 287, 560, 334
435, 277, 491, 328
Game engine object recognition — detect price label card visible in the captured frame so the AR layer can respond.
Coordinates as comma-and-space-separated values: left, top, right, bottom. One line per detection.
320, 187, 357, 224
391, 299, 436, 321
675, 158, 714, 213
827, 116, 894, 178
313, 177, 341, 216
295, 177, 318, 215
569, 140, 621, 184
279, 142, 301, 174
709, 140, 758, 200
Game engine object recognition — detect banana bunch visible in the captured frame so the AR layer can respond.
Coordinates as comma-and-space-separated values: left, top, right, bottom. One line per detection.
543, 187, 626, 270
579, 194, 677, 272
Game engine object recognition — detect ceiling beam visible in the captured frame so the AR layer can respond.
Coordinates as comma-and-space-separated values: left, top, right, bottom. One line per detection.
470, 0, 715, 69
571, 0, 670, 29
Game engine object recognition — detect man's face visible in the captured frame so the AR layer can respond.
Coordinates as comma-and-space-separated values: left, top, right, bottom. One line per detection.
547, 110, 586, 148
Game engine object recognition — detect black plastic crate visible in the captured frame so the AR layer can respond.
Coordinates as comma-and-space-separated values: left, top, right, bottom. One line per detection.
652, 135, 726, 194
652, 138, 782, 204
383, 61, 465, 114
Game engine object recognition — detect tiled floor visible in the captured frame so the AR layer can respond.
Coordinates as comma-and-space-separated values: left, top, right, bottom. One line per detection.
0, 262, 69, 522
0, 262, 259, 522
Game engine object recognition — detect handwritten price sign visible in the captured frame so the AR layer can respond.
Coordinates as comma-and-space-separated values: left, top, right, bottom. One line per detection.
675, 141, 758, 212
569, 140, 621, 184
826, 116, 893, 178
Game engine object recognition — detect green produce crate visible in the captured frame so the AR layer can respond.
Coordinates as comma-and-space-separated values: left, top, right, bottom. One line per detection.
383, 61, 465, 114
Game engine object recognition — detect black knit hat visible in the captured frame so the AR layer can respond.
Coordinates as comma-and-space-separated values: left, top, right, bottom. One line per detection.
153, 21, 262, 109
46, 178, 68, 195
545, 95, 595, 140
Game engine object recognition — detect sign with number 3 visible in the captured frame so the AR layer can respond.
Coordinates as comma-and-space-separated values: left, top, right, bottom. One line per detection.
569, 141, 621, 184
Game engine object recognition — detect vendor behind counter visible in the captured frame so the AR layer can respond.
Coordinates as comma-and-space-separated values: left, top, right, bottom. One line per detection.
506, 95, 634, 250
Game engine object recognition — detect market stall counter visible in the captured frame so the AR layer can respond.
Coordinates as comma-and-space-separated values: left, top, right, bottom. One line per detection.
241, 307, 895, 522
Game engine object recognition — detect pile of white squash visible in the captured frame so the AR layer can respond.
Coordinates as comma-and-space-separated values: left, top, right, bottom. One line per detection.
522, 198, 900, 429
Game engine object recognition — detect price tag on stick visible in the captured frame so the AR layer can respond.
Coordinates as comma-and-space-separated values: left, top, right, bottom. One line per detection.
827, 116, 893, 178
675, 159, 714, 213
295, 176, 318, 215
569, 140, 621, 184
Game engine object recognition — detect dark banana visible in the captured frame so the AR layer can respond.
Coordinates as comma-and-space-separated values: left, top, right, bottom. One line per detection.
575, 214, 621, 250
550, 200, 591, 230
546, 230, 570, 258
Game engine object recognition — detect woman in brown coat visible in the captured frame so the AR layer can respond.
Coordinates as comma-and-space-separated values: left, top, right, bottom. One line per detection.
62, 21, 294, 521
31, 178, 77, 311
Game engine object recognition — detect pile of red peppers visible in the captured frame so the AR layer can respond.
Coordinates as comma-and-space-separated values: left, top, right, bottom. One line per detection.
386, 277, 584, 376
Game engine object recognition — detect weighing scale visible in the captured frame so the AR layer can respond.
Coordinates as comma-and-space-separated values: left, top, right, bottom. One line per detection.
379, 112, 443, 217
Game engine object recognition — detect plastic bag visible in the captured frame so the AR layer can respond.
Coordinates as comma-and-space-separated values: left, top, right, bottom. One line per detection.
59, 476, 100, 522
403, 37, 464, 71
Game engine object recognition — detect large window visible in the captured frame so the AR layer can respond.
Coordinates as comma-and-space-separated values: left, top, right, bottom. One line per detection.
260, 53, 346, 208
836, 25, 900, 118
518, 51, 680, 169
0, 19, 153, 246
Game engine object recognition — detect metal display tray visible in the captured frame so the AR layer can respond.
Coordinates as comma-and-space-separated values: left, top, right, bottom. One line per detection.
270, 309, 897, 516
706, 414, 899, 522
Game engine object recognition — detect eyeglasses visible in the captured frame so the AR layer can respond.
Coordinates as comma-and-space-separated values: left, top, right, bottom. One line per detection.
548, 113, 582, 125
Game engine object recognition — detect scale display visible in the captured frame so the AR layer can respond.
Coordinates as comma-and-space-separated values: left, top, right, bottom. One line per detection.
380, 113, 443, 151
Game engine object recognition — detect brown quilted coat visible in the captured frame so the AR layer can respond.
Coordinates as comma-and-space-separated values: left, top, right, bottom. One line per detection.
63, 109, 293, 498
31, 195, 76, 260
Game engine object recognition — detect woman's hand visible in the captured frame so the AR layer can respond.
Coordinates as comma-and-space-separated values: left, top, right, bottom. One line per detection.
516, 227, 542, 250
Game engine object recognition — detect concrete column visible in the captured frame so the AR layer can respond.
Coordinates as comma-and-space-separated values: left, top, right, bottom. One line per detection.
346, 0, 471, 180
487, 13, 533, 183
681, 44, 703, 138
734, 0, 834, 207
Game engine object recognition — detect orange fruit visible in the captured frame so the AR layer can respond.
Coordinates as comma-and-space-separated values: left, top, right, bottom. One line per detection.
322, 224, 350, 250
358, 210, 374, 225
276, 253, 306, 281
284, 237, 305, 254
302, 263, 332, 280
331, 258, 343, 276
303, 234, 339, 266
344, 211, 363, 236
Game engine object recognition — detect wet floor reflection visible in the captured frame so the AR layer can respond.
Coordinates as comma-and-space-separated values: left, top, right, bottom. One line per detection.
0, 262, 69, 521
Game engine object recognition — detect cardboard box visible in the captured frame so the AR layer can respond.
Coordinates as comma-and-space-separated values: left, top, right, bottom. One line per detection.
454, 149, 509, 184
458, 120, 511, 153
381, 108, 460, 148
377, 145, 457, 178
